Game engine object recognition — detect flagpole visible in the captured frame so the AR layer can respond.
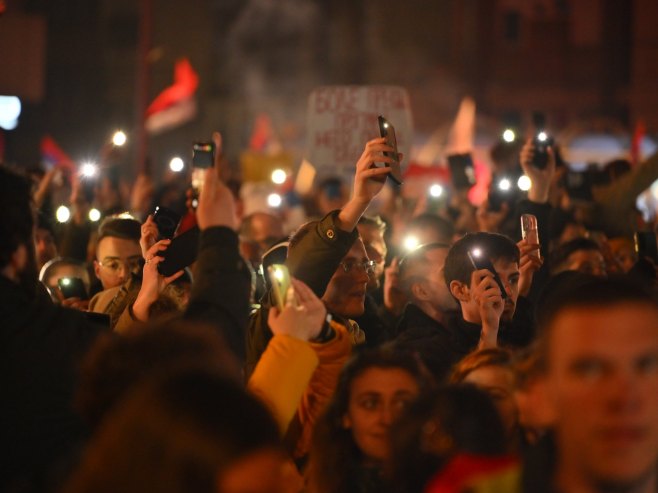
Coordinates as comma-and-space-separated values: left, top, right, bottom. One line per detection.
134, 0, 153, 175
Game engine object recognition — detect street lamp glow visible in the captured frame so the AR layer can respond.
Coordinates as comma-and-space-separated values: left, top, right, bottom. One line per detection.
429, 184, 444, 198
112, 130, 127, 146
267, 193, 282, 208
498, 178, 511, 191
403, 235, 420, 251
517, 175, 532, 191
88, 208, 101, 222
56, 205, 71, 223
80, 162, 98, 178
271, 169, 287, 184
502, 129, 516, 143
169, 157, 184, 172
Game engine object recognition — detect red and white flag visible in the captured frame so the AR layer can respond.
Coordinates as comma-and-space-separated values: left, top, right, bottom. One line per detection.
145, 58, 198, 135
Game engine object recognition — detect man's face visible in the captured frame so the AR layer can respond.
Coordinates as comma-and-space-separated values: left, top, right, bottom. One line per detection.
464, 257, 520, 323
357, 224, 387, 291
94, 236, 142, 290
564, 249, 607, 277
422, 248, 457, 313
544, 303, 658, 490
322, 239, 370, 319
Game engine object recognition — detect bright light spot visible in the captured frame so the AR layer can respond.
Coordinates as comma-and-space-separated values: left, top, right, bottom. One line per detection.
429, 184, 443, 198
61, 278, 71, 286
273, 268, 284, 281
517, 175, 532, 191
56, 205, 71, 223
537, 131, 548, 142
112, 130, 127, 146
498, 178, 511, 191
117, 212, 136, 220
80, 162, 97, 178
471, 247, 482, 258
502, 129, 516, 143
169, 157, 184, 172
383, 122, 389, 128
404, 235, 420, 251
271, 169, 287, 184
88, 208, 101, 222
267, 193, 282, 208
0, 96, 21, 130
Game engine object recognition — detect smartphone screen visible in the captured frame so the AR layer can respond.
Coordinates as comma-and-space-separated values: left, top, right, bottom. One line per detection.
191, 142, 215, 195
267, 264, 292, 311
467, 250, 508, 299
377, 116, 403, 185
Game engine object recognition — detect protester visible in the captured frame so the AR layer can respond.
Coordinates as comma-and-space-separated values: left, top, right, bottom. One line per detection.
548, 237, 607, 277
306, 346, 426, 493
92, 215, 143, 291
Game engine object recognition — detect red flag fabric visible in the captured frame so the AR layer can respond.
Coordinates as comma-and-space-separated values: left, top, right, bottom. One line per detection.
249, 114, 273, 151
631, 120, 646, 166
145, 58, 199, 134
40, 135, 76, 172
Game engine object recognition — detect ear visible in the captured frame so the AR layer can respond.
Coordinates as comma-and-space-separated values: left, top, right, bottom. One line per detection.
411, 281, 429, 302
449, 280, 470, 302
93, 260, 102, 281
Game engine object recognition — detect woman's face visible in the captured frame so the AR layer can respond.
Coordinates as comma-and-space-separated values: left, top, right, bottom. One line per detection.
343, 367, 420, 464
463, 365, 518, 438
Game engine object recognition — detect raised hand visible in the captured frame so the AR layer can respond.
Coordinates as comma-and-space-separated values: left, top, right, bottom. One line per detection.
470, 269, 504, 348
517, 238, 542, 297
140, 215, 159, 258
520, 138, 556, 203
267, 279, 327, 341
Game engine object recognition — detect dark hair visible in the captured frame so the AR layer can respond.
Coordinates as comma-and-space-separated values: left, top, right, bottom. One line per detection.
306, 345, 427, 493
399, 242, 451, 296
407, 213, 455, 245
388, 385, 507, 493
64, 369, 280, 493
450, 347, 516, 385
444, 232, 519, 287
535, 275, 658, 367
549, 237, 601, 274
76, 321, 240, 429
0, 166, 34, 269
97, 215, 141, 242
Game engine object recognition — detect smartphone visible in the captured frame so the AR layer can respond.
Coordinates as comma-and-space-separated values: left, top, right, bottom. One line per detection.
377, 116, 403, 185
157, 226, 200, 277
531, 112, 553, 170
447, 153, 476, 190
267, 264, 293, 311
487, 176, 515, 212
467, 250, 508, 299
153, 206, 181, 240
191, 142, 215, 195
521, 214, 540, 259
634, 231, 658, 262
58, 277, 88, 300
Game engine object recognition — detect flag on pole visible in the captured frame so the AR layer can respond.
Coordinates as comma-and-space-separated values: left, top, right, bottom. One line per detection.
145, 58, 199, 135
41, 135, 76, 172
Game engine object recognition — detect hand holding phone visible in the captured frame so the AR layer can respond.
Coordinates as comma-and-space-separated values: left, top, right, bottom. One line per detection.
377, 116, 403, 185
521, 214, 540, 260
153, 206, 181, 240
448, 153, 476, 190
191, 142, 215, 197
266, 277, 327, 341
268, 264, 294, 311
58, 277, 89, 300
467, 249, 508, 299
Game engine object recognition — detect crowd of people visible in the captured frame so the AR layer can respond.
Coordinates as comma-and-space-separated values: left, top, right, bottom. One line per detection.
2, 122, 658, 493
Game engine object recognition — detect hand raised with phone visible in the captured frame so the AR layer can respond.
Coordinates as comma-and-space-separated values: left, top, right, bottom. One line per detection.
267, 279, 327, 342
520, 138, 556, 203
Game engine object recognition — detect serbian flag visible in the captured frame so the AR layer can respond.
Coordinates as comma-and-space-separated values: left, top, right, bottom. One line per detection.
145, 58, 198, 135
41, 135, 76, 172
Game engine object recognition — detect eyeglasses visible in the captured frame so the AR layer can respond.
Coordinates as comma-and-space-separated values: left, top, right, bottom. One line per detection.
98, 256, 144, 274
339, 260, 376, 274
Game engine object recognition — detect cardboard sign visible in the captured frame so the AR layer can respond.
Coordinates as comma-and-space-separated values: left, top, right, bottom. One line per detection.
306, 86, 413, 179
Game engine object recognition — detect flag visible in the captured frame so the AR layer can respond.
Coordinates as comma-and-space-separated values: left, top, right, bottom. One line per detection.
631, 120, 646, 166
41, 135, 76, 172
145, 58, 198, 135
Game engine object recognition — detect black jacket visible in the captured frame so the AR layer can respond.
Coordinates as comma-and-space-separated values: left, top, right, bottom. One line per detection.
395, 304, 462, 382
0, 277, 107, 493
